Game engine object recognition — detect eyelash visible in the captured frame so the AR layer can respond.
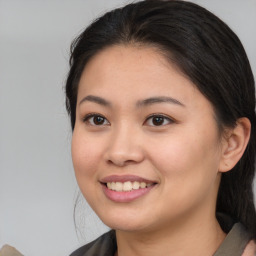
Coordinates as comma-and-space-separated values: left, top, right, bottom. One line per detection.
83, 113, 175, 127
144, 114, 174, 126
83, 113, 110, 126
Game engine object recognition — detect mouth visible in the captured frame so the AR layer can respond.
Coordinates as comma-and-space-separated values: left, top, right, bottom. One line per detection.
103, 181, 154, 192
100, 175, 158, 203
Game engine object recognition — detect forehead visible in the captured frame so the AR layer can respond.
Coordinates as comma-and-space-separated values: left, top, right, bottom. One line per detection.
81, 44, 176, 80
77, 45, 213, 113
79, 45, 186, 90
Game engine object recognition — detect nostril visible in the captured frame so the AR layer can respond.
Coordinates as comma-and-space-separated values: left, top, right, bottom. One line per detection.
104, 142, 145, 166
107, 158, 140, 167
107, 158, 126, 167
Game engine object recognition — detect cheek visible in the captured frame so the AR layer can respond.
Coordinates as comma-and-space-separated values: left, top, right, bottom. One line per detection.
71, 130, 105, 208
147, 128, 221, 190
148, 135, 220, 216
71, 130, 100, 179
147, 134, 195, 173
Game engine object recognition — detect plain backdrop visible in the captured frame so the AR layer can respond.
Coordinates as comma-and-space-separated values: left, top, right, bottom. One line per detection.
0, 0, 255, 255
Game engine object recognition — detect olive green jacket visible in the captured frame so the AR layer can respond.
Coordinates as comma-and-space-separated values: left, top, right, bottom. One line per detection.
70, 222, 253, 256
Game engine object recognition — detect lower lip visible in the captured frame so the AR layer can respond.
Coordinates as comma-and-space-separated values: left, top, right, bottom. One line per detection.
101, 184, 155, 203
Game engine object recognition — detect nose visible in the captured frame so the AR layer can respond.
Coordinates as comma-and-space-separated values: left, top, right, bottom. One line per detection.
104, 124, 144, 167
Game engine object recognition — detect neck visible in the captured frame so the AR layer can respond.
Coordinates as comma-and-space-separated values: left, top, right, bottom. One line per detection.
115, 211, 226, 256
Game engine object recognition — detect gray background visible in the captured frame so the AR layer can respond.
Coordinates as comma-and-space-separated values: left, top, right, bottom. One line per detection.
0, 0, 255, 255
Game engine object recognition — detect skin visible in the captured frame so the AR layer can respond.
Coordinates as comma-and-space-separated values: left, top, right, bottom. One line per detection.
72, 45, 250, 256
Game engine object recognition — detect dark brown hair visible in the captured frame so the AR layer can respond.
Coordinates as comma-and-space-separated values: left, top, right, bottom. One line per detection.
66, 0, 256, 237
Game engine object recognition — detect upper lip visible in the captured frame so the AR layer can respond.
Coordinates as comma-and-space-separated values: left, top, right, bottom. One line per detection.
100, 175, 157, 184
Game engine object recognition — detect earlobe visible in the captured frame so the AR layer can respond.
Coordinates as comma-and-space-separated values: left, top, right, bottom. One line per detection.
218, 117, 251, 173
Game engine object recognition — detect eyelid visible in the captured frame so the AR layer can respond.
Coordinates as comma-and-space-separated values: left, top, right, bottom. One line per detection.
144, 114, 175, 126
83, 113, 110, 126
82, 113, 175, 127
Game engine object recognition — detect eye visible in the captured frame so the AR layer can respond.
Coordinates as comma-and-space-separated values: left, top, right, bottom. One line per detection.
145, 114, 174, 126
83, 114, 110, 126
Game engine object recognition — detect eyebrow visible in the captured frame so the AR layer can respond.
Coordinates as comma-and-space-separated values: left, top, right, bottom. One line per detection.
136, 96, 185, 107
79, 95, 185, 108
79, 95, 111, 107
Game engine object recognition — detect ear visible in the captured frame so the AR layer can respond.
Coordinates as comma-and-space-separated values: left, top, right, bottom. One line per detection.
218, 117, 251, 173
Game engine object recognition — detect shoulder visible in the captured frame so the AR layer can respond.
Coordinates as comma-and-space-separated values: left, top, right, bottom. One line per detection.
69, 230, 116, 256
242, 240, 256, 256
0, 245, 23, 256
214, 221, 254, 256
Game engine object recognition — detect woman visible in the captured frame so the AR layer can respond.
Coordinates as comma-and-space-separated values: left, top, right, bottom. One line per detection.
66, 0, 256, 255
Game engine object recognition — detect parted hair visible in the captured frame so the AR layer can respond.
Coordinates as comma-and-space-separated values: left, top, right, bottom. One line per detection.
65, 0, 256, 237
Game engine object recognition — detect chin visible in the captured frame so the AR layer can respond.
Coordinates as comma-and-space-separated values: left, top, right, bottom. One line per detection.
98, 212, 148, 232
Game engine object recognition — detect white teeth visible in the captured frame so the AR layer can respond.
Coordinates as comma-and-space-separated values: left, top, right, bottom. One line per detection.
132, 181, 140, 190
123, 181, 133, 191
115, 182, 123, 192
140, 182, 146, 188
106, 181, 153, 191
111, 182, 116, 190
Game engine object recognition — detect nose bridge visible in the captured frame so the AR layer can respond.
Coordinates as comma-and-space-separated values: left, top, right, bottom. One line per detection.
105, 121, 144, 166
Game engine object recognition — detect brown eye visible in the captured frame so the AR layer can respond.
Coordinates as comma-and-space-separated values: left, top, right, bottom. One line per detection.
145, 115, 174, 126
152, 116, 164, 126
93, 116, 105, 125
83, 114, 109, 126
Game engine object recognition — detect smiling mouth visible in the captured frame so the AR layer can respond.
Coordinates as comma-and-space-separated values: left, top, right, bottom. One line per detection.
100, 176, 157, 202
105, 181, 154, 192
100, 175, 158, 202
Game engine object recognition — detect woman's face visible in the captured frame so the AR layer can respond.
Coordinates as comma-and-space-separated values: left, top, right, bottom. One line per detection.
72, 45, 224, 232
